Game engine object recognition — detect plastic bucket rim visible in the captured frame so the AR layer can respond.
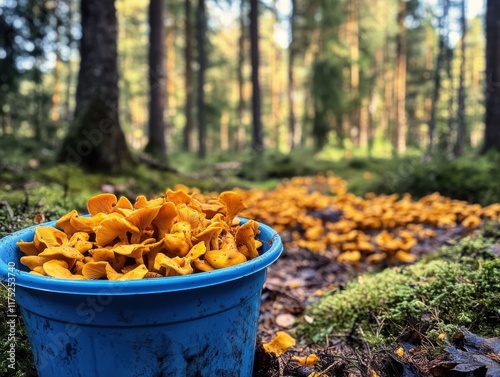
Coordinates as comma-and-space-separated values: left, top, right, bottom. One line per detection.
0, 217, 283, 295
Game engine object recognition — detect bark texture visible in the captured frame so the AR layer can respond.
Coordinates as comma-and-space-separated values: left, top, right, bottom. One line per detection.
59, 0, 132, 172
250, 0, 264, 153
145, 0, 167, 159
483, 0, 500, 152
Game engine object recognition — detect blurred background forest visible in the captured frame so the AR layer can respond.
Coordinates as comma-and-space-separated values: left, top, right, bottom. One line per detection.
0, 0, 499, 199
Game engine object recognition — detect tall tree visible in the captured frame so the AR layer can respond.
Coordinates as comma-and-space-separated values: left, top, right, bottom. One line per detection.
145, 0, 167, 160
483, 0, 500, 152
63, 0, 75, 123
250, 0, 264, 153
348, 0, 360, 146
236, 0, 247, 152
287, 0, 297, 150
183, 0, 194, 151
454, 0, 467, 156
428, 0, 450, 154
394, 0, 407, 155
59, 0, 132, 172
196, 0, 207, 158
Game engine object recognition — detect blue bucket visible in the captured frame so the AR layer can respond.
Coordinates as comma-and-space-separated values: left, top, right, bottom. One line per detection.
0, 219, 282, 377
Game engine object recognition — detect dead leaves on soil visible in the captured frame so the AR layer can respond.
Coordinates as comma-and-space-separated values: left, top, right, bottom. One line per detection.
387, 328, 500, 377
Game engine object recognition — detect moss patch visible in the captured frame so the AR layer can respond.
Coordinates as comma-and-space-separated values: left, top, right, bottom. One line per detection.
296, 223, 500, 348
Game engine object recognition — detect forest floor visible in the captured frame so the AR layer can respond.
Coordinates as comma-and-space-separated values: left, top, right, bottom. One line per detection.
255, 225, 499, 377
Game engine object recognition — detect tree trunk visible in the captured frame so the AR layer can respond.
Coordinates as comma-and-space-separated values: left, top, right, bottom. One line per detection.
236, 0, 246, 152
483, 0, 500, 152
381, 33, 393, 140
454, 0, 467, 156
220, 110, 229, 151
196, 0, 207, 158
145, 0, 167, 160
183, 0, 194, 151
349, 0, 360, 146
428, 0, 449, 154
393, 0, 407, 155
59, 0, 132, 172
287, 0, 296, 151
250, 0, 264, 153
51, 4, 62, 124
166, 0, 176, 116
270, 40, 281, 149
63, 0, 74, 122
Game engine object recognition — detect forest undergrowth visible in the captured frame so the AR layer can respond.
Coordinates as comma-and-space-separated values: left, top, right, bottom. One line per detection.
0, 148, 499, 376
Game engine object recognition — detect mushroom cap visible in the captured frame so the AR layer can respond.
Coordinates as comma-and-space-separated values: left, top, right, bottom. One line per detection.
111, 244, 149, 259
262, 331, 296, 357
127, 206, 161, 230
235, 220, 261, 259
55, 209, 79, 235
218, 191, 246, 224
38, 245, 85, 260
87, 193, 118, 216
117, 264, 149, 280
70, 212, 109, 233
154, 253, 194, 275
82, 261, 109, 279
20, 256, 50, 270
166, 189, 191, 205
43, 259, 84, 279
95, 217, 140, 247
33, 226, 68, 250
89, 248, 115, 262
186, 242, 207, 260
193, 259, 215, 272
16, 241, 40, 256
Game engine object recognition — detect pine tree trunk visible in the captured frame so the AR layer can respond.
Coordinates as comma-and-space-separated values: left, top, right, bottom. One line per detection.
394, 0, 407, 155
250, 0, 264, 153
381, 33, 393, 140
220, 110, 229, 151
483, 0, 500, 152
63, 0, 74, 123
454, 0, 467, 156
59, 0, 132, 172
349, 0, 360, 146
51, 6, 61, 124
287, 0, 296, 150
270, 41, 281, 149
183, 0, 194, 151
145, 0, 167, 160
236, 0, 246, 152
166, 0, 176, 116
428, 0, 449, 154
196, 0, 207, 158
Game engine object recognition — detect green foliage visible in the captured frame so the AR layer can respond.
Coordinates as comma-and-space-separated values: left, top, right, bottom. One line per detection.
297, 224, 500, 347
370, 152, 500, 205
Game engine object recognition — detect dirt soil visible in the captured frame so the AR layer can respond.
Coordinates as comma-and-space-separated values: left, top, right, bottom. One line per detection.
254, 226, 477, 377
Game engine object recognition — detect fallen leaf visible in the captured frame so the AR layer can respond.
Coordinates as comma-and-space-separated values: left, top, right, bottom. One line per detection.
262, 331, 296, 357
275, 313, 295, 328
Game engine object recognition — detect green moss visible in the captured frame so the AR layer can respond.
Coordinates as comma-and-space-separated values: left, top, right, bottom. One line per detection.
0, 285, 36, 376
297, 224, 500, 347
